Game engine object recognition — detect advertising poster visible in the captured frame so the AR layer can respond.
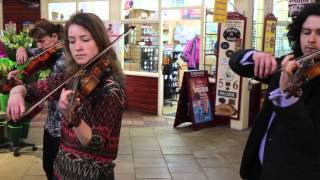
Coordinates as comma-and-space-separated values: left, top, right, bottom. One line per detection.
288, 0, 315, 17
175, 70, 213, 130
215, 12, 246, 120
263, 14, 277, 56
188, 71, 213, 125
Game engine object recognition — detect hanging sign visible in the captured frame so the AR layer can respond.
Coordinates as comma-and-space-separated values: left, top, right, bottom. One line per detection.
215, 12, 246, 120
262, 13, 277, 56
288, 0, 315, 17
174, 70, 213, 130
213, 0, 228, 23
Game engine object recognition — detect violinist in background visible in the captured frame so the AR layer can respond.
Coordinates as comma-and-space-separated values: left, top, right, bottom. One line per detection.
7, 19, 64, 180
6, 13, 126, 180
229, 2, 320, 180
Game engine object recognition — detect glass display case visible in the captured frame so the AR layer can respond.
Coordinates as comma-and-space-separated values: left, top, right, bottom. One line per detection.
123, 23, 160, 72
121, 0, 160, 73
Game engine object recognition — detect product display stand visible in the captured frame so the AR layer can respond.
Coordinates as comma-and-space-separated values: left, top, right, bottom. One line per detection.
163, 51, 180, 106
0, 112, 37, 157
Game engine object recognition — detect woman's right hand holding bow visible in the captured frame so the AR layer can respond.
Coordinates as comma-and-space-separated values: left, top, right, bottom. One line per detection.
6, 85, 27, 121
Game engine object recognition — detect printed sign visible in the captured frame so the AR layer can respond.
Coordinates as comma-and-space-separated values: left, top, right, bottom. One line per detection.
215, 12, 246, 120
175, 70, 213, 130
213, 0, 228, 23
288, 0, 315, 17
263, 14, 277, 55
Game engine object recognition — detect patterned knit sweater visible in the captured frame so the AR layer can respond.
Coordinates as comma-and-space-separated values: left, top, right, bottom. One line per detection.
25, 71, 126, 163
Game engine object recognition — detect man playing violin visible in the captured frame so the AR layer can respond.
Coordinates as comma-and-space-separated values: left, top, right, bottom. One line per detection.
8, 19, 64, 180
229, 2, 320, 180
6, 13, 126, 180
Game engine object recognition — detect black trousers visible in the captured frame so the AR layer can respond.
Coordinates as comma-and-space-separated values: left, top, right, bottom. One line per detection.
43, 129, 60, 180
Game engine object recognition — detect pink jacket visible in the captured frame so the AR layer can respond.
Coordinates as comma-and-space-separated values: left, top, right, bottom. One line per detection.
183, 36, 200, 68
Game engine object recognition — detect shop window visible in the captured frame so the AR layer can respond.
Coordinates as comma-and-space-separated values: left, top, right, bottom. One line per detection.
252, 0, 264, 51
48, 0, 109, 22
123, 23, 160, 72
78, 1, 110, 20
48, 2, 76, 21
122, 0, 159, 20
204, 8, 218, 75
274, 24, 291, 56
204, 0, 235, 11
162, 0, 201, 7
273, 0, 291, 57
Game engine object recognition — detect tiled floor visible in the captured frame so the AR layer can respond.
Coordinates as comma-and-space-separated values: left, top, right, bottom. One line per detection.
0, 110, 249, 180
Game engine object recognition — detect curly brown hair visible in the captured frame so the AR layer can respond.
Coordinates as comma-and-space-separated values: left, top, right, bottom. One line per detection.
287, 2, 320, 57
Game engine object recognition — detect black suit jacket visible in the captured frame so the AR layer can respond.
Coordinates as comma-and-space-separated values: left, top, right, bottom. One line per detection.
229, 50, 320, 180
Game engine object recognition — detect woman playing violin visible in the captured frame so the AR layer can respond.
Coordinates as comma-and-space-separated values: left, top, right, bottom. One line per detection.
7, 13, 126, 180
229, 2, 320, 180
8, 19, 64, 180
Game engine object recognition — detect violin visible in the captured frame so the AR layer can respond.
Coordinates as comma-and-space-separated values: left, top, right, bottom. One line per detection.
21, 42, 63, 77
283, 49, 320, 96
0, 42, 62, 94
21, 26, 136, 119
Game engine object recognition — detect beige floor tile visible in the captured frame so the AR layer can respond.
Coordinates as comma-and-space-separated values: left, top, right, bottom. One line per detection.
25, 157, 46, 176
191, 148, 223, 158
202, 167, 241, 180
164, 155, 198, 164
114, 154, 133, 163
181, 136, 212, 145
132, 144, 161, 151
22, 175, 46, 180
118, 144, 133, 155
171, 172, 208, 180
153, 127, 179, 134
135, 167, 171, 179
167, 163, 202, 173
0, 154, 35, 180
114, 162, 135, 173
131, 136, 159, 145
134, 159, 167, 168
115, 172, 135, 180
220, 152, 243, 163
161, 146, 191, 155
196, 157, 231, 168
119, 138, 132, 145
133, 150, 163, 159
130, 128, 155, 136
157, 134, 185, 147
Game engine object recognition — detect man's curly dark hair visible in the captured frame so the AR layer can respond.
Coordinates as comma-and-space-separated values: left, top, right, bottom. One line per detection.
287, 2, 320, 57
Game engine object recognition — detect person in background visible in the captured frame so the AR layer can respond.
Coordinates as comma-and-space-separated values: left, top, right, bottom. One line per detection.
0, 40, 7, 58
6, 12, 126, 180
182, 35, 200, 70
229, 2, 320, 180
7, 19, 64, 180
